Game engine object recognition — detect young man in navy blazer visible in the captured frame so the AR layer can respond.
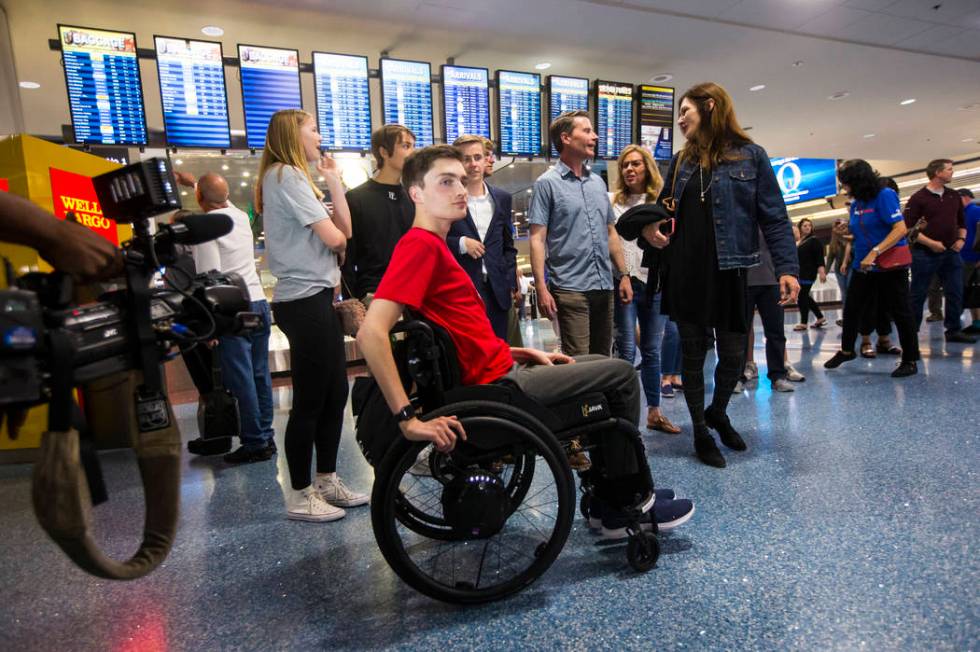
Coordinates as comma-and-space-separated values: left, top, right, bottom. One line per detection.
446, 134, 518, 339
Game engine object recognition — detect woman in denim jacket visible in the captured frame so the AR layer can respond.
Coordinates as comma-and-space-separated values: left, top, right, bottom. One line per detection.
641, 82, 799, 468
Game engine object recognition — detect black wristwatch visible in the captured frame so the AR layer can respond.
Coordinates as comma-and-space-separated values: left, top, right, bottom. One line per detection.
394, 404, 416, 423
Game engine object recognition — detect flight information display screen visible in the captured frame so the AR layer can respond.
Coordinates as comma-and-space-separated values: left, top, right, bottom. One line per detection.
238, 44, 302, 149
59, 25, 148, 146
548, 75, 589, 156
594, 80, 633, 160
380, 58, 434, 147
770, 158, 839, 205
441, 65, 490, 142
154, 36, 231, 149
313, 52, 372, 152
496, 70, 541, 157
637, 85, 674, 161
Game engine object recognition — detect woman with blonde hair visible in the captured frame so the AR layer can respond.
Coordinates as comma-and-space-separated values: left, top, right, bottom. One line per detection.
609, 144, 679, 434
640, 82, 800, 468
257, 109, 367, 522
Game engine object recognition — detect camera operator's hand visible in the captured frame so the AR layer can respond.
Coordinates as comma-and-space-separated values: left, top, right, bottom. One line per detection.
173, 171, 197, 188
40, 218, 123, 282
0, 191, 122, 282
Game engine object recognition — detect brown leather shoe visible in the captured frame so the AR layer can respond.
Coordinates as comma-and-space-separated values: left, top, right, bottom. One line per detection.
647, 411, 681, 434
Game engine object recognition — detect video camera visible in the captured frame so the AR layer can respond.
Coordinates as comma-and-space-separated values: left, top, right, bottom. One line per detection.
0, 158, 258, 581
0, 158, 258, 412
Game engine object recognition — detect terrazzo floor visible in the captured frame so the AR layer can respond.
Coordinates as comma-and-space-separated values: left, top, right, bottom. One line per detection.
1, 310, 977, 651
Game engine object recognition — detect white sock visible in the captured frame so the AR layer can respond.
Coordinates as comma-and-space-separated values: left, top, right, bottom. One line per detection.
316, 472, 337, 483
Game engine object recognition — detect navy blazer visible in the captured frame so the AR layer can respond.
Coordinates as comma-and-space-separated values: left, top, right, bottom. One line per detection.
447, 184, 518, 311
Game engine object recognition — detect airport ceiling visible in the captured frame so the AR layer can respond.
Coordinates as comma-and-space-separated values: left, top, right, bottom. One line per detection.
5, 0, 980, 162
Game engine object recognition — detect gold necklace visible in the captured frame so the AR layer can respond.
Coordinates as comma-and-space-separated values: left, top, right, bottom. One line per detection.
699, 164, 712, 203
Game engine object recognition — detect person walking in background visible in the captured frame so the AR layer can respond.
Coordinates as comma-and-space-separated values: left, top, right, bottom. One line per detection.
609, 144, 679, 434
793, 218, 827, 331
958, 188, 980, 334
827, 218, 850, 310
905, 158, 975, 343
258, 109, 368, 522
640, 82, 799, 468
824, 159, 919, 377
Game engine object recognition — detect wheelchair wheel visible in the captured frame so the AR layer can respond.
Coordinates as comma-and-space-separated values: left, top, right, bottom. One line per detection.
627, 531, 660, 572
372, 401, 575, 604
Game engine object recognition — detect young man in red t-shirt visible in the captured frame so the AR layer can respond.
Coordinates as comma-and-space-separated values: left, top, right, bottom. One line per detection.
357, 145, 694, 535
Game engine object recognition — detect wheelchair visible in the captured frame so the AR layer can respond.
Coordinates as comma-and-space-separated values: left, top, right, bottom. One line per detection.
361, 318, 661, 605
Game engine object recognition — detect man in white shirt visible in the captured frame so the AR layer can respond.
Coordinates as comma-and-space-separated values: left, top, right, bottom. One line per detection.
446, 135, 517, 338
183, 172, 276, 464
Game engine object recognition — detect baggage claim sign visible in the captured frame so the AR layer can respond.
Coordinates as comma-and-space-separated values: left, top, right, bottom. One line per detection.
48, 167, 119, 245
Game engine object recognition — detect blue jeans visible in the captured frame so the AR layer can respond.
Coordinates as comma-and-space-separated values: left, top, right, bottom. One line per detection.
613, 279, 666, 407
662, 318, 682, 376
217, 299, 274, 450
909, 248, 964, 333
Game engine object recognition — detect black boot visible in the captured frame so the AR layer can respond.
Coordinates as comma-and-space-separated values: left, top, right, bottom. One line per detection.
705, 406, 747, 451
694, 427, 726, 468
891, 361, 918, 378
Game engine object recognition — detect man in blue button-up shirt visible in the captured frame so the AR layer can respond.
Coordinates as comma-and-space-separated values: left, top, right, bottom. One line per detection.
529, 111, 632, 356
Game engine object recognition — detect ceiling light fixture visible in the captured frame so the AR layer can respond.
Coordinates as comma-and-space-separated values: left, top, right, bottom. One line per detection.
900, 98, 916, 105
959, 103, 980, 111
863, 133, 876, 138
221, 164, 229, 171
242, 171, 250, 177
828, 91, 850, 101
201, 25, 224, 37
962, 137, 975, 142
534, 62, 552, 70
749, 84, 766, 92
175, 159, 183, 165
240, 181, 248, 187
650, 74, 673, 83
18, 81, 40, 89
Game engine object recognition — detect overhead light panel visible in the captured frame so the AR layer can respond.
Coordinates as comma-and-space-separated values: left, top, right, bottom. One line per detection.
201, 25, 224, 37
827, 91, 850, 101
534, 62, 552, 70
650, 74, 673, 83
18, 81, 40, 89
900, 98, 916, 105
749, 84, 766, 91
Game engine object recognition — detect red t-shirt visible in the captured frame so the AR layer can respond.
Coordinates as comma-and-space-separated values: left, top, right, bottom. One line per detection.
374, 227, 514, 385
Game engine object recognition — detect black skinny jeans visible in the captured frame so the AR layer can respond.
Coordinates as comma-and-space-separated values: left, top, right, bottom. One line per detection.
797, 282, 823, 322
746, 285, 787, 380
272, 288, 349, 490
678, 322, 746, 429
841, 269, 920, 363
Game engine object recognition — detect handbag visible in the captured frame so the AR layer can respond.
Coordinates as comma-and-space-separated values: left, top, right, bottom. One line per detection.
856, 204, 912, 270
966, 267, 980, 310
659, 155, 683, 217
335, 279, 366, 337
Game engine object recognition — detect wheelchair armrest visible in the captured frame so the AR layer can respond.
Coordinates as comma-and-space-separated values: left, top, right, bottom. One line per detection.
390, 319, 434, 340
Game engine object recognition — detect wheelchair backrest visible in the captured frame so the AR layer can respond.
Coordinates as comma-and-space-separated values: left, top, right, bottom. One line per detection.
390, 313, 463, 409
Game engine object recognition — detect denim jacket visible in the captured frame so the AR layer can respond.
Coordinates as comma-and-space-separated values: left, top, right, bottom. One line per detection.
652, 143, 800, 279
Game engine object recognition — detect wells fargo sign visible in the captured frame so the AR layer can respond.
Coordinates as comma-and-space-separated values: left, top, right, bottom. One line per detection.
48, 167, 119, 245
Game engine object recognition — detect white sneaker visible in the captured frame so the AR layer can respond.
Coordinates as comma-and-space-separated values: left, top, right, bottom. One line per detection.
785, 363, 806, 382
772, 377, 795, 392
743, 361, 758, 380
287, 487, 346, 522
315, 475, 370, 507
408, 445, 433, 476
734, 380, 745, 393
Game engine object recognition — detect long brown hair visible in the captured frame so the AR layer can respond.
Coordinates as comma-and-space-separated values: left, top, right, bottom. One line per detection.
678, 82, 753, 169
613, 144, 663, 206
255, 109, 323, 214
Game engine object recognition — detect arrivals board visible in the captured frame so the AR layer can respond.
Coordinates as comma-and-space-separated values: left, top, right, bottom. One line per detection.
154, 36, 231, 149
637, 85, 674, 161
313, 52, 372, 152
548, 75, 589, 157
380, 58, 434, 147
238, 44, 302, 149
496, 70, 541, 157
770, 158, 839, 205
441, 65, 490, 142
594, 80, 633, 160
59, 25, 148, 146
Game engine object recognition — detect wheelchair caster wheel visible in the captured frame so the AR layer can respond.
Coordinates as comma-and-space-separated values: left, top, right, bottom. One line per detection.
626, 531, 660, 572
579, 493, 591, 520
